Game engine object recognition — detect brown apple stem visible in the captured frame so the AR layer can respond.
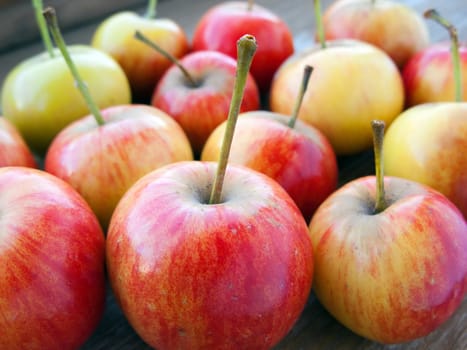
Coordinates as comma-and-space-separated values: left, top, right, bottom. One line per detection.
424, 9, 463, 102
247, 0, 254, 11
288, 65, 313, 128
43, 7, 105, 126
145, 0, 157, 19
134, 30, 198, 87
372, 120, 387, 214
209, 35, 257, 205
314, 0, 326, 49
32, 0, 55, 58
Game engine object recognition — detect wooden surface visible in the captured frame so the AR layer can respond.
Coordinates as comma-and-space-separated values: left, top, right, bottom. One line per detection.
0, 0, 465, 349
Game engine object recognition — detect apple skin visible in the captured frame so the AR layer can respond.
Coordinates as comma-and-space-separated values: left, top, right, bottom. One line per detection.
1, 46, 131, 155
44, 104, 193, 230
106, 161, 314, 350
309, 175, 467, 344
383, 103, 467, 218
402, 42, 467, 107
0, 117, 37, 168
151, 50, 260, 156
192, 1, 294, 92
322, 0, 430, 69
91, 11, 190, 103
201, 111, 338, 223
270, 40, 404, 155
0, 166, 106, 350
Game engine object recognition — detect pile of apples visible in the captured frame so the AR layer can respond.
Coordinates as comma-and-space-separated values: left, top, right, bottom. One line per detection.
0, 0, 465, 349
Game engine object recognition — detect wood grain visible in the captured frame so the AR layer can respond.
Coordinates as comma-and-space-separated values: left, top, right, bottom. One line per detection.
0, 0, 465, 349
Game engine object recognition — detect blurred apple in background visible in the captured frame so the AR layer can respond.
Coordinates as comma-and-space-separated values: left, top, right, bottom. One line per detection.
384, 9, 467, 218
1, 0, 131, 156
309, 120, 467, 344
148, 43, 260, 157
321, 0, 430, 69
403, 42, 467, 106
192, 0, 294, 92
43, 7, 193, 230
202, 66, 338, 223
91, 0, 190, 103
0, 117, 37, 168
0, 167, 106, 350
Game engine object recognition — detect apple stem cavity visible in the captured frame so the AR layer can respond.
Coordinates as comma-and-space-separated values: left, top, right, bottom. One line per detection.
43, 7, 105, 126
288, 65, 313, 128
208, 35, 257, 205
314, 0, 326, 49
32, 0, 55, 58
145, 0, 158, 19
134, 30, 198, 87
371, 120, 387, 214
424, 9, 463, 102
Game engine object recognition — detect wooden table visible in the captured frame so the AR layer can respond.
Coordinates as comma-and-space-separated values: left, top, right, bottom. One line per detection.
0, 0, 465, 349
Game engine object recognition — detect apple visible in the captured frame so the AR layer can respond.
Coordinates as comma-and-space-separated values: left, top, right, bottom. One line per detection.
0, 166, 106, 350
148, 41, 260, 156
402, 43, 467, 107
202, 65, 338, 223
1, 0, 131, 155
384, 10, 467, 218
192, 0, 294, 92
308, 120, 467, 344
270, 40, 404, 155
321, 0, 430, 69
43, 8, 193, 230
91, 0, 190, 103
0, 117, 37, 168
106, 34, 314, 350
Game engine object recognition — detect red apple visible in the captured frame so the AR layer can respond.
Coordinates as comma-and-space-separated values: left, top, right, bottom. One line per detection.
45, 104, 194, 230
192, 1, 294, 92
321, 0, 430, 69
0, 117, 37, 168
201, 111, 338, 223
151, 50, 260, 156
91, 0, 190, 103
402, 42, 467, 107
0, 166, 106, 350
309, 121, 467, 344
106, 161, 314, 349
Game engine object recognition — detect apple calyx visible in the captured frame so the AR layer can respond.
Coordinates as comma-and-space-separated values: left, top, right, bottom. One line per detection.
43, 7, 105, 126
32, 0, 55, 58
134, 30, 198, 87
209, 34, 257, 205
371, 120, 387, 213
314, 0, 326, 49
145, 0, 158, 19
424, 9, 464, 102
288, 65, 313, 128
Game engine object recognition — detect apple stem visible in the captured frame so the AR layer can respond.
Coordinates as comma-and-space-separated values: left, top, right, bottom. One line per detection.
208, 35, 257, 205
43, 7, 105, 126
134, 30, 198, 87
424, 9, 463, 102
288, 65, 313, 129
32, 0, 55, 58
145, 0, 157, 19
314, 0, 326, 49
247, 0, 254, 11
371, 120, 387, 214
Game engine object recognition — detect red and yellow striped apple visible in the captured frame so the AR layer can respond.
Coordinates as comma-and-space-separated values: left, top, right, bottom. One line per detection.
0, 118, 37, 168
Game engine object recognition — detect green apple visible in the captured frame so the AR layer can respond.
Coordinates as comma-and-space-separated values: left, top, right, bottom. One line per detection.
91, 0, 190, 103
